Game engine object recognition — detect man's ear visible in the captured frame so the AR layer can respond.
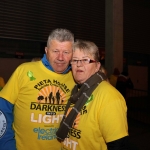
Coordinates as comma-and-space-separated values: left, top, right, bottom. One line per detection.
45, 47, 48, 54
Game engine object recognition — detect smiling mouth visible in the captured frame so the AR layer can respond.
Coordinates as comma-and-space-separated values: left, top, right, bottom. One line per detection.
56, 62, 65, 65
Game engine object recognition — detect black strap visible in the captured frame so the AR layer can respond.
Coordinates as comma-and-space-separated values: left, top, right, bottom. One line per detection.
56, 71, 107, 142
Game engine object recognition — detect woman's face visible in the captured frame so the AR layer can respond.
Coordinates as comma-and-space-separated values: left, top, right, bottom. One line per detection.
71, 49, 100, 84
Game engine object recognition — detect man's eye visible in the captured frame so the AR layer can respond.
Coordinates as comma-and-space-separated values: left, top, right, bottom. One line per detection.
53, 50, 59, 53
63, 51, 69, 54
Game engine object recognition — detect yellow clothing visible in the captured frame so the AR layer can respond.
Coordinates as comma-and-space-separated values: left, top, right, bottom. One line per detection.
0, 77, 5, 90
0, 61, 75, 150
61, 81, 128, 150
109, 75, 118, 87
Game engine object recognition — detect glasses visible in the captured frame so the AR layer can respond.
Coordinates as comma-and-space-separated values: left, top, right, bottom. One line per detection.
71, 58, 96, 65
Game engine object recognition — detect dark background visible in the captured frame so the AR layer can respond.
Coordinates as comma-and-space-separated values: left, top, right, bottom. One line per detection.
0, 1, 150, 149
0, 1, 150, 56
0, 0, 150, 85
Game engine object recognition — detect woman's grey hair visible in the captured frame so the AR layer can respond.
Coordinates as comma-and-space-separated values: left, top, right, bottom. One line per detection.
47, 28, 74, 47
73, 39, 100, 62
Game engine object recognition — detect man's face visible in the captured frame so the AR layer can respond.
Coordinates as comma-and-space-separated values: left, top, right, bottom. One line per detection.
45, 40, 73, 73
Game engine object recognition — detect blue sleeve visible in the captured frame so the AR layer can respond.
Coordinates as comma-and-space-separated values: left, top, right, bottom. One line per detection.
0, 98, 17, 150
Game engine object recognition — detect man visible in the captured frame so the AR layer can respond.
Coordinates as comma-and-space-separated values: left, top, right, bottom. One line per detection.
0, 28, 75, 150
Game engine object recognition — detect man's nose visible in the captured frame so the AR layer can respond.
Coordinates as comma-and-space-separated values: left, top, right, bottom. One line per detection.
57, 52, 64, 60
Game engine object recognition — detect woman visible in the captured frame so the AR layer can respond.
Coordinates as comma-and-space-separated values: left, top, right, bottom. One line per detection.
56, 40, 129, 150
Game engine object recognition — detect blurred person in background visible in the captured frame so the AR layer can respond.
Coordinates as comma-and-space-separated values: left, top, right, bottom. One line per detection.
109, 67, 120, 87
116, 71, 134, 99
0, 76, 5, 91
31, 57, 41, 62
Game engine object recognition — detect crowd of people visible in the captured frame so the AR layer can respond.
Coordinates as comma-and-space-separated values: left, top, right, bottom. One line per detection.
0, 28, 130, 150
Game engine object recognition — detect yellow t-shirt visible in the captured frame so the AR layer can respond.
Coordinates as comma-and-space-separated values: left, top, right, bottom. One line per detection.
0, 76, 5, 90
109, 75, 118, 87
0, 61, 75, 150
61, 81, 128, 150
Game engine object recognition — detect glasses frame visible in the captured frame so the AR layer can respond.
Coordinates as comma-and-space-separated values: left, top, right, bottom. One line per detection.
71, 58, 97, 65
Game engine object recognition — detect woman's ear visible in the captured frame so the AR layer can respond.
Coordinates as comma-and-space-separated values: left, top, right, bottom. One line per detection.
96, 62, 101, 71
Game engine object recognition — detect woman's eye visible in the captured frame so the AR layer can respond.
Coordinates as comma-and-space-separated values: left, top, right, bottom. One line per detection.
83, 59, 89, 62
72, 60, 77, 62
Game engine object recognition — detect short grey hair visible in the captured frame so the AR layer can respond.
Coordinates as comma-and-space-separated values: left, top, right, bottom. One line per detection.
47, 28, 74, 47
73, 39, 100, 62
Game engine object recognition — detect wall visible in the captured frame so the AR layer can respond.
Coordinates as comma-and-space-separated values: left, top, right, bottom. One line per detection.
0, 58, 30, 83
128, 65, 148, 90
